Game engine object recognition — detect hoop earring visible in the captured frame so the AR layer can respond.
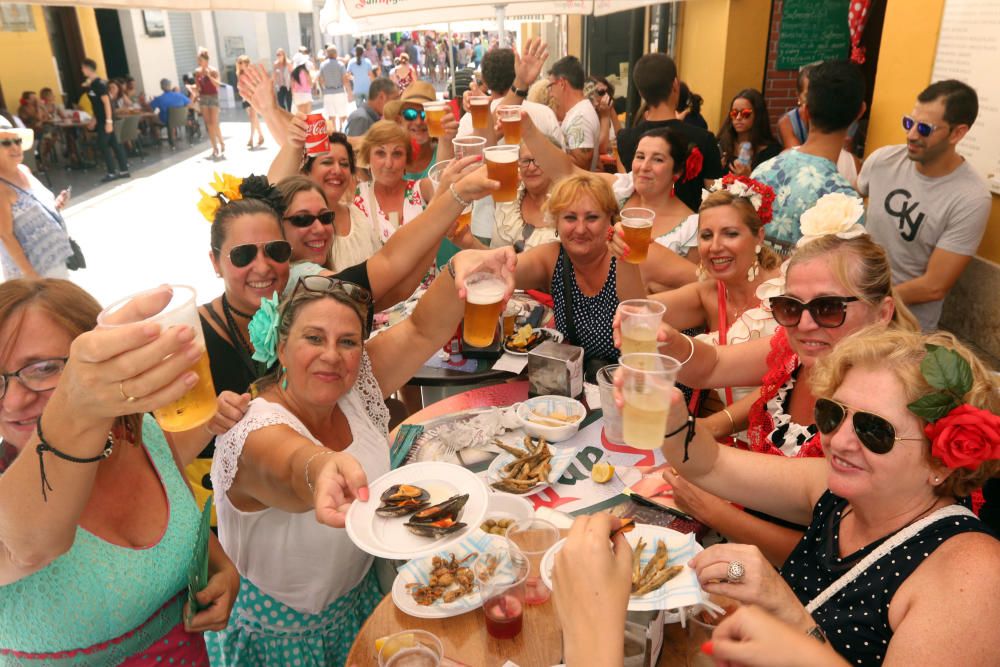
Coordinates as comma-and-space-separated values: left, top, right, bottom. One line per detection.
281, 366, 288, 391
696, 262, 709, 282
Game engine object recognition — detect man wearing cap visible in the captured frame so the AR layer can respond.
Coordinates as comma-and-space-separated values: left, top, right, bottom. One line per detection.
318, 45, 349, 132
149, 79, 189, 148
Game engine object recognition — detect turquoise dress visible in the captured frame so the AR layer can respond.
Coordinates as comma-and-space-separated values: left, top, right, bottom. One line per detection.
0, 416, 206, 665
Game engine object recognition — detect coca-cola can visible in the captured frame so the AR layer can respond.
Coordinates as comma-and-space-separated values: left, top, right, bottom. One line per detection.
304, 113, 329, 155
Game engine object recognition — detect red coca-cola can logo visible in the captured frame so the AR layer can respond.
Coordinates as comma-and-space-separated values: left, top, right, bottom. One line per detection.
304, 113, 329, 155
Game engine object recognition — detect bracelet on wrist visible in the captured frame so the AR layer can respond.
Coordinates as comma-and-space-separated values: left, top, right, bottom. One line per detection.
304, 449, 336, 496
35, 414, 114, 502
721, 408, 736, 435
449, 183, 472, 208
677, 334, 696, 365
446, 257, 457, 280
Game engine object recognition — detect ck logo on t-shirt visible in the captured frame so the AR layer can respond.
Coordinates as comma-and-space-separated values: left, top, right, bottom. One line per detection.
884, 189, 924, 242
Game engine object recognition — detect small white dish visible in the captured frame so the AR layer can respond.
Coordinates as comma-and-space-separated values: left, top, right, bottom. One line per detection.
515, 395, 587, 443
486, 443, 579, 496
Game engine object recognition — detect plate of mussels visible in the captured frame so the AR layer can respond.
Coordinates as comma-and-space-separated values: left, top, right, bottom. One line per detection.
345, 461, 489, 560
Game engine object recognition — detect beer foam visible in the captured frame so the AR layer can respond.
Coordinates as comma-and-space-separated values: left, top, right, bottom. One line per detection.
622, 218, 653, 228
466, 279, 506, 304
485, 148, 518, 164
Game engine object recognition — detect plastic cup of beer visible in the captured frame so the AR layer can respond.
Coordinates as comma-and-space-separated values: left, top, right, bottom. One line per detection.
475, 543, 529, 640
453, 135, 486, 159
617, 299, 666, 356
97, 285, 217, 432
620, 353, 682, 450
426, 159, 452, 194
377, 629, 443, 667
596, 364, 623, 444
462, 271, 506, 348
504, 518, 559, 605
469, 95, 491, 129
497, 105, 522, 144
484, 145, 520, 203
423, 101, 448, 139
620, 207, 656, 264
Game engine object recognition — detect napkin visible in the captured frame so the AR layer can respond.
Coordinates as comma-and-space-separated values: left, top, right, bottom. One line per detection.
492, 353, 528, 374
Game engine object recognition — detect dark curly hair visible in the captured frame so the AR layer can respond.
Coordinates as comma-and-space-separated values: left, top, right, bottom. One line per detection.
210, 175, 286, 260
633, 126, 689, 178
302, 133, 356, 175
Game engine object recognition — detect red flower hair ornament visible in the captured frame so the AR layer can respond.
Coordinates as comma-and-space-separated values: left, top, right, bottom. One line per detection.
702, 174, 776, 226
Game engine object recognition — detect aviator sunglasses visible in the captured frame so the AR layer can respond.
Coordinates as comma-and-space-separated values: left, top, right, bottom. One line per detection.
814, 397, 923, 454
217, 240, 292, 268
284, 211, 335, 227
729, 108, 753, 120
401, 107, 426, 121
901, 115, 942, 138
769, 295, 860, 329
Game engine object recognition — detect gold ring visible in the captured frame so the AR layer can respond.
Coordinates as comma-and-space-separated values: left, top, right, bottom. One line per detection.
119, 381, 137, 403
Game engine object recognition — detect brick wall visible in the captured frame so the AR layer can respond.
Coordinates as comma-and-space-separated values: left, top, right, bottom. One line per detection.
763, 0, 799, 137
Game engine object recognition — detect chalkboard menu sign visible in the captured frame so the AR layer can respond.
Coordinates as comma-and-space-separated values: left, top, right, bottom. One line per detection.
777, 0, 851, 70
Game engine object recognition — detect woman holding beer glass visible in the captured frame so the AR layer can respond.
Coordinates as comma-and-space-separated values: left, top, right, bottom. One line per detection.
206, 250, 516, 665
0, 279, 238, 664
617, 219, 920, 565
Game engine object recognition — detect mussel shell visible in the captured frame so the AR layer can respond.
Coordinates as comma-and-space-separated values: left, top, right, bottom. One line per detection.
380, 484, 430, 504
375, 499, 430, 517
405, 519, 467, 537
409, 493, 470, 523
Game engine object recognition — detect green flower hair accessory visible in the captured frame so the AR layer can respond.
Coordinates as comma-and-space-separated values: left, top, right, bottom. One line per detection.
249, 291, 281, 367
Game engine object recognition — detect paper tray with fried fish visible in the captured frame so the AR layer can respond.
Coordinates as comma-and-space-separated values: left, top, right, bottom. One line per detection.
485, 436, 579, 496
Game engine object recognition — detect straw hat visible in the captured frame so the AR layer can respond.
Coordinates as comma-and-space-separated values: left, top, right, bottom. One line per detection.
0, 116, 34, 151
400, 81, 436, 104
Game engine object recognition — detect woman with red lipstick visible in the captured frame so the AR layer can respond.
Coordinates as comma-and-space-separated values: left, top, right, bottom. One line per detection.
620, 226, 920, 565
0, 279, 239, 664
205, 246, 517, 665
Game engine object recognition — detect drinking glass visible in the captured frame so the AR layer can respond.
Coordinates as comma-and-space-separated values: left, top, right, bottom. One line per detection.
596, 364, 623, 444
469, 95, 491, 129
620, 353, 682, 450
620, 207, 656, 263
462, 271, 506, 347
377, 629, 443, 667
504, 518, 559, 605
475, 543, 529, 640
426, 159, 452, 193
497, 105, 522, 144
484, 145, 520, 203
452, 136, 486, 159
617, 299, 666, 356
423, 101, 448, 138
97, 285, 217, 432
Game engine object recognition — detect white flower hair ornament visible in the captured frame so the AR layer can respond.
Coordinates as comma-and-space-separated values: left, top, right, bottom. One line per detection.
702, 175, 775, 225
796, 193, 867, 247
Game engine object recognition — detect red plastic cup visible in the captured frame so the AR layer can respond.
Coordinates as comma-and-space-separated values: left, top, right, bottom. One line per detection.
304, 113, 329, 155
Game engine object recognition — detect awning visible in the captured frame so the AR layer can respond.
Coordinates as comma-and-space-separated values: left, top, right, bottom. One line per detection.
16, 0, 315, 11
342, 0, 672, 19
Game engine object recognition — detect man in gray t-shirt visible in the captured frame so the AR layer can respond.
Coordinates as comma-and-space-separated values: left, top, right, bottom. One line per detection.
858, 80, 991, 331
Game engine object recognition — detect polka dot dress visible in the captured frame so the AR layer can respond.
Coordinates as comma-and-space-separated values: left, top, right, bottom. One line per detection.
551, 247, 620, 362
780, 491, 991, 666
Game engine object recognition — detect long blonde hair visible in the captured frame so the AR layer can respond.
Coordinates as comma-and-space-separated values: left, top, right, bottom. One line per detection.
699, 190, 781, 271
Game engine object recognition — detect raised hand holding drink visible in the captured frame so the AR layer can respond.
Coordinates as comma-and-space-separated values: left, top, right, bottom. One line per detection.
462, 271, 506, 347
497, 105, 522, 144
423, 101, 448, 138
469, 95, 491, 129
304, 113, 330, 155
97, 286, 218, 432
618, 299, 666, 356
484, 145, 519, 203
621, 353, 681, 450
620, 207, 655, 264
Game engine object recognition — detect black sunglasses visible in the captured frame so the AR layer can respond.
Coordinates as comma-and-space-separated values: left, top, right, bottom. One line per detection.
218, 240, 292, 268
284, 211, 335, 228
902, 115, 942, 138
0, 137, 23, 147
814, 397, 924, 455
769, 295, 860, 329
402, 107, 426, 121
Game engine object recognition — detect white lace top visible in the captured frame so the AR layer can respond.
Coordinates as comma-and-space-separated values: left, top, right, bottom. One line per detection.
330, 206, 381, 272
210, 352, 390, 614
764, 370, 817, 457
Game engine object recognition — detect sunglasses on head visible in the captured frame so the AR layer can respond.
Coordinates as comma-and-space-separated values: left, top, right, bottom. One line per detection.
729, 108, 753, 120
814, 397, 924, 455
0, 137, 23, 147
293, 274, 374, 334
219, 240, 292, 268
401, 107, 426, 121
284, 211, 335, 227
902, 115, 941, 138
769, 295, 860, 328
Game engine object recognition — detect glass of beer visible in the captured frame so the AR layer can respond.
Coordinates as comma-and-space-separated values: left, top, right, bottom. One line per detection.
462, 271, 506, 347
620, 207, 656, 264
620, 353, 681, 450
453, 135, 486, 159
423, 101, 448, 138
97, 285, 217, 432
484, 145, 520, 203
497, 105, 522, 144
469, 95, 491, 129
617, 299, 666, 356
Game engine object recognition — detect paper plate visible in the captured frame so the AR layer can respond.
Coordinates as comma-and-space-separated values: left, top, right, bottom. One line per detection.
391, 531, 507, 619
502, 327, 564, 356
540, 523, 705, 613
485, 442, 578, 496
345, 462, 489, 560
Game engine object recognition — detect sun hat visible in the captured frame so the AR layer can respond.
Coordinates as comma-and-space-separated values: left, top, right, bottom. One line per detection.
0, 116, 34, 151
400, 80, 437, 104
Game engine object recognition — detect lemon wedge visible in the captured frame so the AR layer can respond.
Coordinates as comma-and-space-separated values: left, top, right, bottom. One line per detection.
375, 632, 415, 657
591, 462, 615, 484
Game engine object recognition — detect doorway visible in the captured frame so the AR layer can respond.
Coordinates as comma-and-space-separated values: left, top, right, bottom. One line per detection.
43, 7, 86, 106
95, 9, 129, 80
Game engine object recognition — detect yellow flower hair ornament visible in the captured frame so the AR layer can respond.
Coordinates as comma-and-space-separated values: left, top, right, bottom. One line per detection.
197, 172, 244, 223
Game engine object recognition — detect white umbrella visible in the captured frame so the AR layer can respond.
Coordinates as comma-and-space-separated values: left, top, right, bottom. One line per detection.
18, 0, 314, 9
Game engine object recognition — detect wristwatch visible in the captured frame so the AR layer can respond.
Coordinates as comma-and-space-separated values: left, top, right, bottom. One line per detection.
805, 624, 828, 644
511, 85, 529, 98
